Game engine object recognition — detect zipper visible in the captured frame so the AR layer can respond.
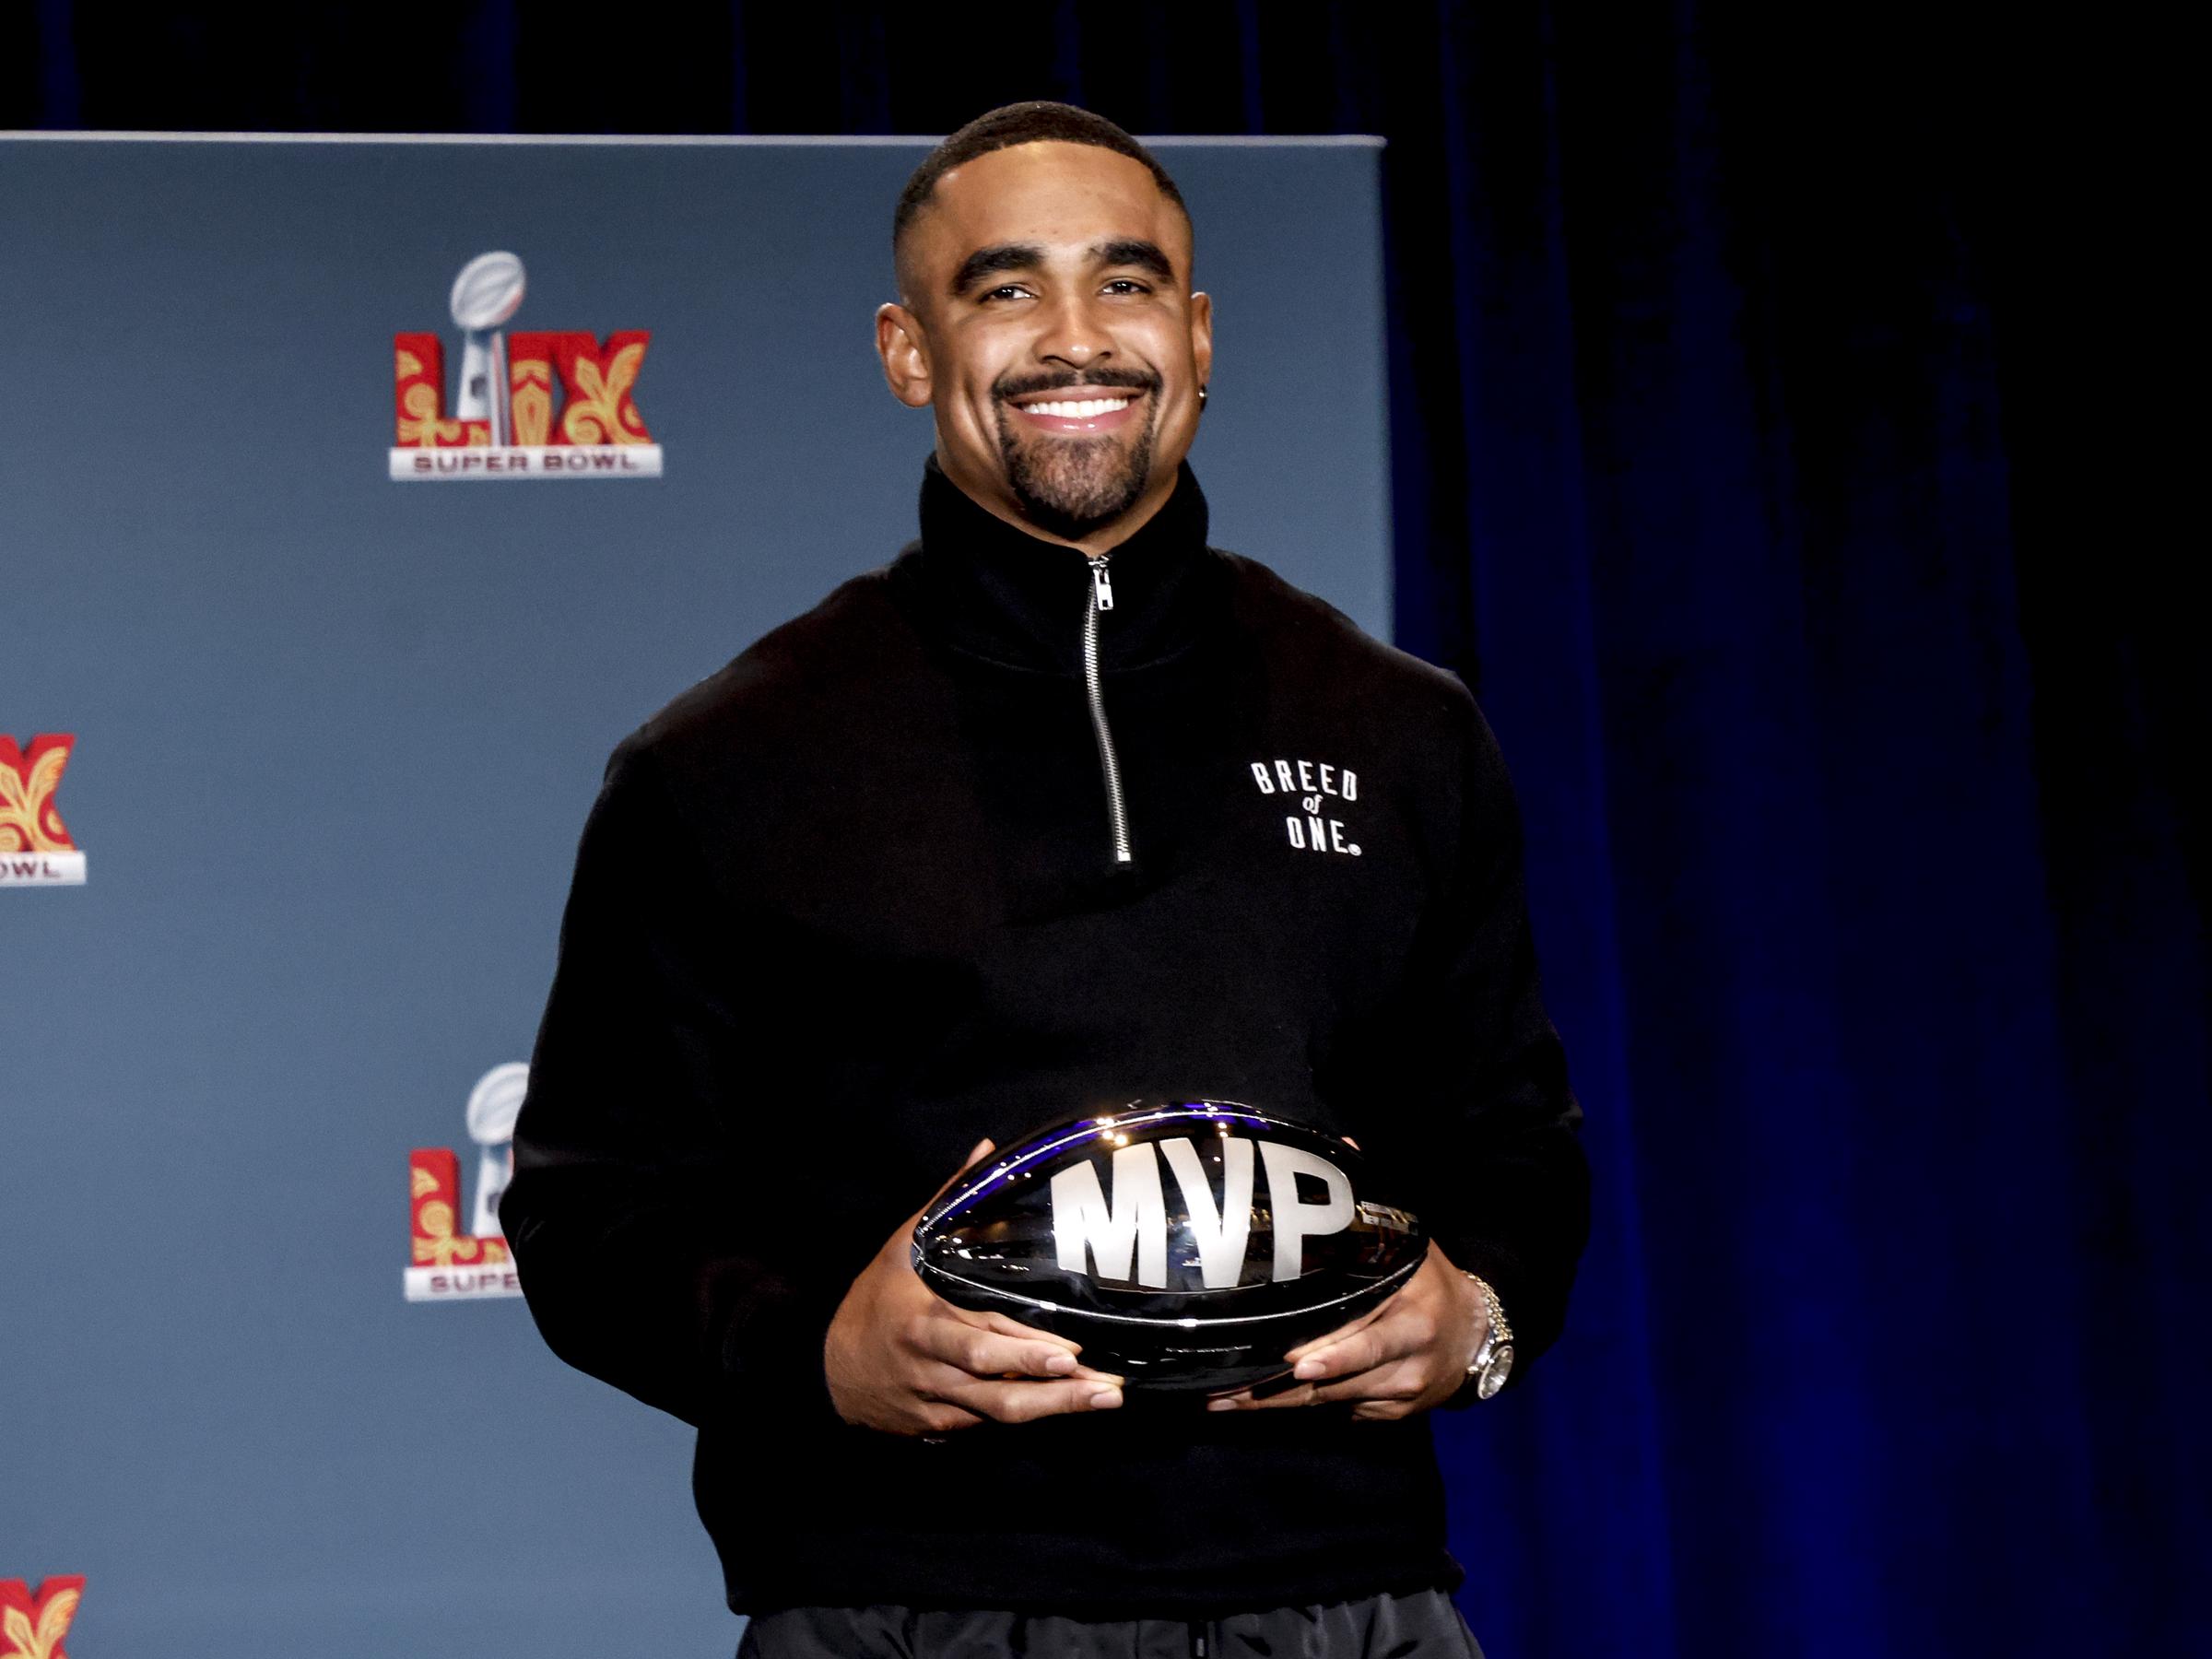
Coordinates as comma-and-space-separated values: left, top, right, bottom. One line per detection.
1081, 554, 1134, 865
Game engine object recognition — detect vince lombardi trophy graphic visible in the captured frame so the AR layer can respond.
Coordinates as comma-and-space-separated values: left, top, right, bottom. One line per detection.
450, 252, 526, 447
466, 1062, 530, 1238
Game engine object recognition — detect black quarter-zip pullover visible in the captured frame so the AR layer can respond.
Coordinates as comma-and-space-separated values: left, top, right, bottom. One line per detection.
501, 458, 1590, 1618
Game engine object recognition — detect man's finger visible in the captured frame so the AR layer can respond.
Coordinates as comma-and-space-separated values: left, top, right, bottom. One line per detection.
967, 1311, 1115, 1379
1210, 1379, 1316, 1411
1281, 1300, 1390, 1366
938, 1375, 1125, 1425
973, 1309, 1084, 1357
1207, 1317, 1429, 1408
914, 1318, 1081, 1380
1209, 1351, 1424, 1412
1288, 1304, 1431, 1382
1307, 1355, 1427, 1406
1349, 1398, 1418, 1423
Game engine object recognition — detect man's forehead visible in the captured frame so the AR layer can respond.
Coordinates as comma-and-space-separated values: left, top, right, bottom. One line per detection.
916, 141, 1190, 267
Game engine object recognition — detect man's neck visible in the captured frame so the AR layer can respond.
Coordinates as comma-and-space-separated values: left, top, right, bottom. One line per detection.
933, 445, 1181, 557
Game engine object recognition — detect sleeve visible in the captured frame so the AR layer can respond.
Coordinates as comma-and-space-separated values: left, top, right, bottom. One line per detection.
1353, 690, 1592, 1397
498, 737, 844, 1430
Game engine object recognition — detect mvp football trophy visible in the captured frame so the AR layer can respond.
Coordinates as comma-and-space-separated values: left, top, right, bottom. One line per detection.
913, 1101, 1428, 1394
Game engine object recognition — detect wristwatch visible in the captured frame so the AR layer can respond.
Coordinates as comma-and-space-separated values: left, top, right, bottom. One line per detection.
1462, 1273, 1515, 1400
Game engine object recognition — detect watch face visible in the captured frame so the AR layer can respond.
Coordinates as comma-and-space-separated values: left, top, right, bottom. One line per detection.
1477, 1343, 1515, 1399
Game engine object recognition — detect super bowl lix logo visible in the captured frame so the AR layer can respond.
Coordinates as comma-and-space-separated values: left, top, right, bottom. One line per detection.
407, 1063, 527, 1300
389, 252, 662, 481
1, 734, 85, 888
0, 1576, 83, 1659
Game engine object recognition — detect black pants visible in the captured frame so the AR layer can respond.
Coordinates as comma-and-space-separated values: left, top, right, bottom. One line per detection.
736, 1590, 1486, 1658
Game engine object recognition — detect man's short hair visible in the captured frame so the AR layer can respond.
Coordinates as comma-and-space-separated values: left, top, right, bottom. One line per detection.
892, 101, 1190, 278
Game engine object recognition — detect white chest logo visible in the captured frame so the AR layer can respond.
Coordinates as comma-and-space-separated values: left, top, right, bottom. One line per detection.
1249, 758, 1362, 856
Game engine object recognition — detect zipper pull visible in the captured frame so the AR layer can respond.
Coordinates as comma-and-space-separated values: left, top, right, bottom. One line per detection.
1089, 557, 1115, 612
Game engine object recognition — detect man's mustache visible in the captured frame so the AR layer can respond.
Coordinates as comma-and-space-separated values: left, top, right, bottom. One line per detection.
994, 367, 1162, 401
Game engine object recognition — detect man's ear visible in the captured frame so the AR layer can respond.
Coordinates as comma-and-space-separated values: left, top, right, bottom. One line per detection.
877, 302, 934, 408
1189, 290, 1215, 395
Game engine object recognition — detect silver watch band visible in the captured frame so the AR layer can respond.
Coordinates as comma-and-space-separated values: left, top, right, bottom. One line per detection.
1462, 1272, 1515, 1399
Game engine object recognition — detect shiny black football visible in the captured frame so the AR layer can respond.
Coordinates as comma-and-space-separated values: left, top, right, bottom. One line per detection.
912, 1100, 1428, 1394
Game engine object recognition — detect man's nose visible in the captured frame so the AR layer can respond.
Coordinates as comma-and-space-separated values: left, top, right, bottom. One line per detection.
1034, 293, 1112, 370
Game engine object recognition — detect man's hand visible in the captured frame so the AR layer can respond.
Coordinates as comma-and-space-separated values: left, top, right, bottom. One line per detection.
824, 1139, 1126, 1436
1206, 1242, 1487, 1422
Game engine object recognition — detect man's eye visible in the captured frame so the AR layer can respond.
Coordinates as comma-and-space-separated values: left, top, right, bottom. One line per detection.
982, 285, 1032, 302
1102, 279, 1153, 295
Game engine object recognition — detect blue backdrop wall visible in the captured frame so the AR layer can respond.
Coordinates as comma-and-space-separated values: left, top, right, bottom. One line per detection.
0, 134, 1392, 1657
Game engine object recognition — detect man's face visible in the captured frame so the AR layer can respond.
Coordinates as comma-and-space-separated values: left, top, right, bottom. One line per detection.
878, 141, 1213, 547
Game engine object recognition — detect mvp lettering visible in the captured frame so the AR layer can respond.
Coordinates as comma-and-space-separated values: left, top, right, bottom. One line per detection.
1052, 1137, 1355, 1289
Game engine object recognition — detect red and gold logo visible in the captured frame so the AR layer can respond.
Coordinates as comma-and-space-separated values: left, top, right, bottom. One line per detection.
388, 251, 662, 481
406, 1062, 527, 1301
0, 1576, 84, 1659
0, 734, 86, 888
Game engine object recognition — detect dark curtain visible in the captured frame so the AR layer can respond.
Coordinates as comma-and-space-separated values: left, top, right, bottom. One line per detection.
11, 5, 2202, 1655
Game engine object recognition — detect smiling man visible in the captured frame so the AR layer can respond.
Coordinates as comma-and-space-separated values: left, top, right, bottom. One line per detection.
502, 103, 1589, 1659
878, 128, 1204, 559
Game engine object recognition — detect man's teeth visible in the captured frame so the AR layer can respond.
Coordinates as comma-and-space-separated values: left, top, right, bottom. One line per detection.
1024, 397, 1133, 418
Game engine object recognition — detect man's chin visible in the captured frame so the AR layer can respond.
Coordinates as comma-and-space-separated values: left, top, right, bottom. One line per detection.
1012, 482, 1148, 541
1002, 438, 1152, 540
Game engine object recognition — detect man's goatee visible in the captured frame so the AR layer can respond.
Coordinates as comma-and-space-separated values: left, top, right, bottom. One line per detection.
997, 420, 1158, 541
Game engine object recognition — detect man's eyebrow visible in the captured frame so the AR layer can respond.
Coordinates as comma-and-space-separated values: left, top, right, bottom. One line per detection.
950, 242, 1047, 295
1090, 239, 1174, 281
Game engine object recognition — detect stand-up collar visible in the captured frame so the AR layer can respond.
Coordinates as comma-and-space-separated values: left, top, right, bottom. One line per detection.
900, 453, 1225, 675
